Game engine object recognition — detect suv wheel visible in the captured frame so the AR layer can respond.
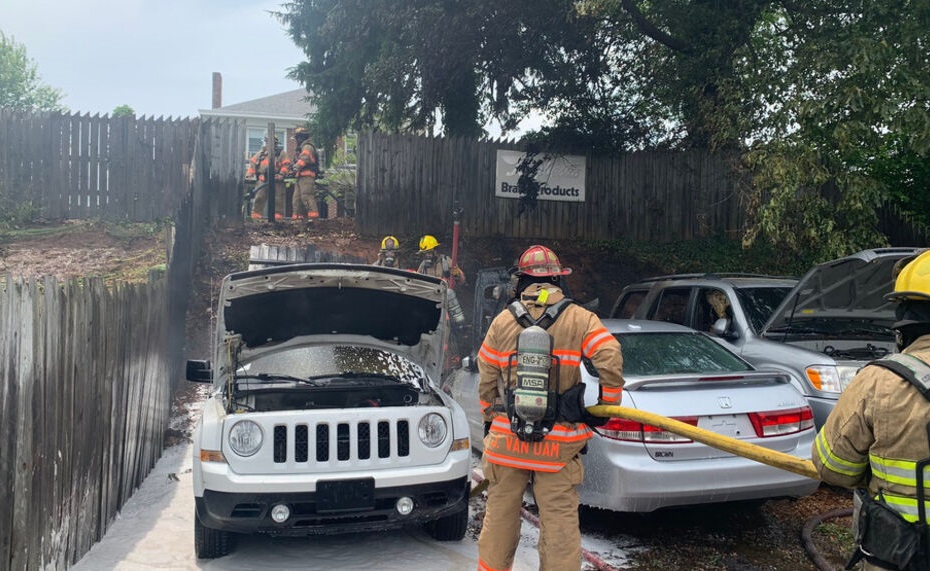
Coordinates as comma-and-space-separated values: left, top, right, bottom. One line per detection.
195, 510, 235, 559
424, 506, 469, 541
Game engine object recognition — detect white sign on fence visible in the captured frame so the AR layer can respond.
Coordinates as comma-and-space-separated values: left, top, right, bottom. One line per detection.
495, 150, 586, 203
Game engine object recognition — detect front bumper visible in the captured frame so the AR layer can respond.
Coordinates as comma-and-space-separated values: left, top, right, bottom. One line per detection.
196, 476, 470, 535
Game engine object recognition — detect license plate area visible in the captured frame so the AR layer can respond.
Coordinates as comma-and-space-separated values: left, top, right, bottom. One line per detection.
697, 414, 744, 438
317, 478, 375, 513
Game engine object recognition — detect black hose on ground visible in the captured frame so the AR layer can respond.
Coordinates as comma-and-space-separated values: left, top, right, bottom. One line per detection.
801, 507, 853, 571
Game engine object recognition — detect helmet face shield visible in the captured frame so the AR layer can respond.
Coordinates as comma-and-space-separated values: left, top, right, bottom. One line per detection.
515, 245, 571, 277
381, 236, 399, 251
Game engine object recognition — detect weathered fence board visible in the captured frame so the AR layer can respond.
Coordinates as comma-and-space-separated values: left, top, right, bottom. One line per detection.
0, 273, 172, 570
0, 111, 246, 224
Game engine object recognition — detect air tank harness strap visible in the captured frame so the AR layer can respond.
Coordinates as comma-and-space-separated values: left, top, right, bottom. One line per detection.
507, 298, 573, 330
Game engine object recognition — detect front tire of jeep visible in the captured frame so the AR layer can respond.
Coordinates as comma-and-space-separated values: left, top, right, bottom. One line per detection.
195, 510, 235, 559
424, 506, 468, 541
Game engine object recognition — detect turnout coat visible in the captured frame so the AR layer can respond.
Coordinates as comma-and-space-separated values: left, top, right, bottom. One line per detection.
477, 284, 624, 472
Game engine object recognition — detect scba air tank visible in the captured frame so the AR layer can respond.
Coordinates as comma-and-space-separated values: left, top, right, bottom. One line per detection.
446, 290, 466, 326
513, 325, 554, 422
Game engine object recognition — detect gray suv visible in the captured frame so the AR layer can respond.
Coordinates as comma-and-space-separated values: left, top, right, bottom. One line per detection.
611, 248, 923, 428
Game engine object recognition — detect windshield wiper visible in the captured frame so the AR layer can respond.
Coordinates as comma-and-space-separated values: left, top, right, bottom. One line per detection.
336, 372, 402, 382
766, 325, 827, 335
233, 373, 323, 386
841, 326, 893, 336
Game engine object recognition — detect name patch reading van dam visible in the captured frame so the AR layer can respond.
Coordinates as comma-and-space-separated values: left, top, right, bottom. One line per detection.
495, 150, 586, 203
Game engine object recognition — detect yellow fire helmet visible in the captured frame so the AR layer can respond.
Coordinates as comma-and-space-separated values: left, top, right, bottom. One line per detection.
418, 235, 439, 253
885, 249, 930, 302
381, 236, 399, 251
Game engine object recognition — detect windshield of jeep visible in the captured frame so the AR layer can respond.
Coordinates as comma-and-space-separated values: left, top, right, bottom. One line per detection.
237, 345, 428, 388
733, 287, 793, 333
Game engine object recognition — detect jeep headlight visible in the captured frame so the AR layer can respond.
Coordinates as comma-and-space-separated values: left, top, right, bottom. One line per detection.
805, 365, 843, 394
228, 420, 263, 457
418, 413, 448, 448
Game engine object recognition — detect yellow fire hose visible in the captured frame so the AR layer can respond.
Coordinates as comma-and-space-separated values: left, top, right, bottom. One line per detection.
588, 405, 820, 479
469, 405, 819, 498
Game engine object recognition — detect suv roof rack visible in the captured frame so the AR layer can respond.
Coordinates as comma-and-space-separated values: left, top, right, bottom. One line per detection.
635, 272, 798, 284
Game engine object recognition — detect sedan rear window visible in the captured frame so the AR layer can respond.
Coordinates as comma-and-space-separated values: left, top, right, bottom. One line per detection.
615, 332, 752, 376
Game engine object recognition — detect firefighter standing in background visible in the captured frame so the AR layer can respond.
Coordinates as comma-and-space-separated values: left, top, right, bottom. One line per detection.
248, 137, 290, 220
417, 235, 465, 286
476, 245, 624, 571
372, 236, 402, 268
812, 250, 930, 571
291, 127, 320, 220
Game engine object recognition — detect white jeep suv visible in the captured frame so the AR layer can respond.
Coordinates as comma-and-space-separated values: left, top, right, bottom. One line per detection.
186, 260, 471, 559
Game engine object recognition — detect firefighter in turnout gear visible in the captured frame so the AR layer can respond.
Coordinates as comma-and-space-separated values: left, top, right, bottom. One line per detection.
372, 236, 402, 268
812, 250, 930, 571
290, 127, 320, 219
248, 137, 290, 220
417, 235, 465, 287
476, 245, 624, 571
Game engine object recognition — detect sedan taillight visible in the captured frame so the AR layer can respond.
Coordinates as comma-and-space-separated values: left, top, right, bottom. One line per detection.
748, 406, 814, 437
600, 416, 699, 443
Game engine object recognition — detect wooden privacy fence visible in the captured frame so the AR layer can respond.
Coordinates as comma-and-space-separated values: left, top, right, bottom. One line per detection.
355, 131, 929, 247
355, 132, 745, 242
0, 273, 171, 570
0, 110, 247, 223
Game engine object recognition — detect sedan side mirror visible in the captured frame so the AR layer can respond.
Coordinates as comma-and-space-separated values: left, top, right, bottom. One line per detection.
186, 359, 213, 383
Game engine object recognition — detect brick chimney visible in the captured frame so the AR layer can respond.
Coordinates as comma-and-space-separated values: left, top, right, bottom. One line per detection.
212, 72, 222, 109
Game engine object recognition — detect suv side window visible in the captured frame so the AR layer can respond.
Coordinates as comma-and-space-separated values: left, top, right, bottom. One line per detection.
612, 289, 648, 318
695, 287, 732, 332
649, 287, 691, 324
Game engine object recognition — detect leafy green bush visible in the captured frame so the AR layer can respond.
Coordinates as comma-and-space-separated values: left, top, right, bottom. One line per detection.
0, 180, 37, 232
589, 235, 814, 278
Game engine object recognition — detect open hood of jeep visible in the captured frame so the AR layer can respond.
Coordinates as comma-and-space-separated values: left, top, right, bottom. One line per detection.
762, 247, 925, 336
217, 264, 446, 349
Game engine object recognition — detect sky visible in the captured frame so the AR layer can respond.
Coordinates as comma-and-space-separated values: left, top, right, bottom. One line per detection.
0, 0, 536, 136
0, 0, 305, 118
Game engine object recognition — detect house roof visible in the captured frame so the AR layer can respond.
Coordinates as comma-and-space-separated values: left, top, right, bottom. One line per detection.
199, 89, 316, 121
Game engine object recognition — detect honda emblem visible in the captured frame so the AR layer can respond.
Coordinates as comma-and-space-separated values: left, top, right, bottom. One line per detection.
717, 396, 732, 409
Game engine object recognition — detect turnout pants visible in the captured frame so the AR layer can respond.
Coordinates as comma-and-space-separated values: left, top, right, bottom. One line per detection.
293, 176, 319, 218
251, 183, 285, 219
477, 455, 584, 571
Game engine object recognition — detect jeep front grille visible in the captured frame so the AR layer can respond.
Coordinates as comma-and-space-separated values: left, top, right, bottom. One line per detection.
273, 420, 410, 464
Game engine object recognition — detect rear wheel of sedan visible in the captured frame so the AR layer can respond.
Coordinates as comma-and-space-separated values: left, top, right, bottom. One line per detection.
195, 510, 235, 559
424, 506, 468, 541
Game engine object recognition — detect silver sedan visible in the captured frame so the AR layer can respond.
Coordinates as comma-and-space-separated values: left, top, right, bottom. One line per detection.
443, 319, 820, 512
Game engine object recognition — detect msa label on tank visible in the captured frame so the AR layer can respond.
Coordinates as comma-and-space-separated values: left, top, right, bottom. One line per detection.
519, 377, 546, 389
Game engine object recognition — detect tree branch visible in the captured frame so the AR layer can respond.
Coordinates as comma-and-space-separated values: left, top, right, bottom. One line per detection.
620, 0, 693, 54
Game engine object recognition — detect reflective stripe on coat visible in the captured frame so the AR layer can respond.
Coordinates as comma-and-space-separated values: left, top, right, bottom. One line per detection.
812, 335, 930, 523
